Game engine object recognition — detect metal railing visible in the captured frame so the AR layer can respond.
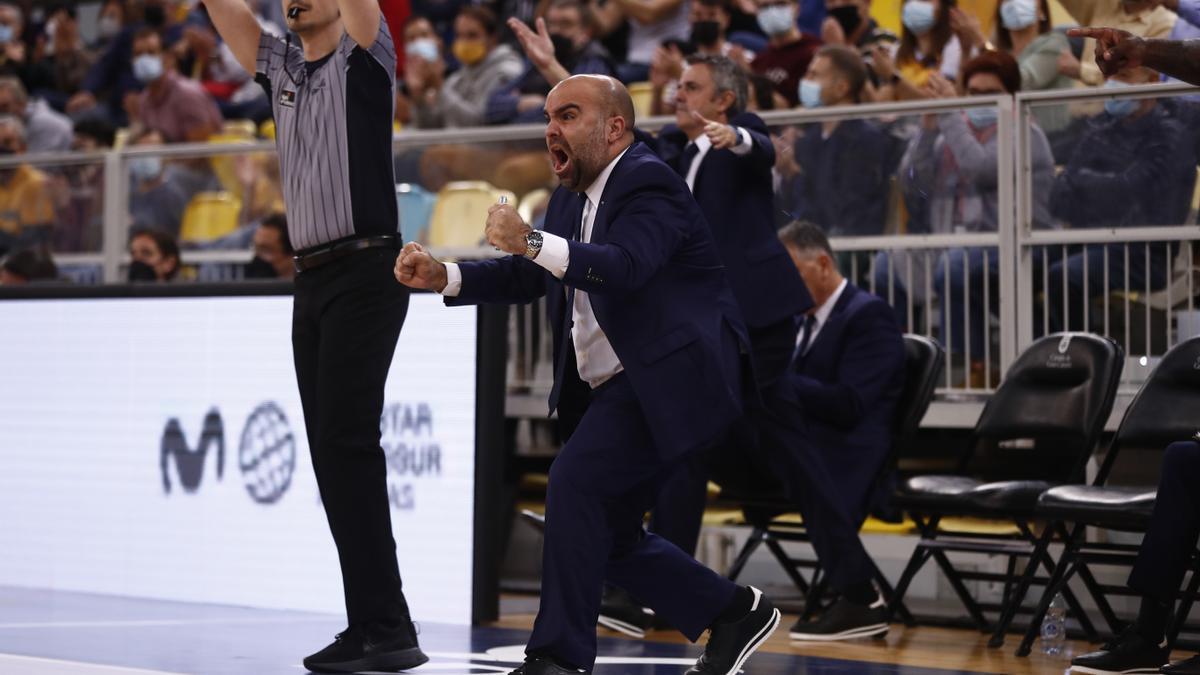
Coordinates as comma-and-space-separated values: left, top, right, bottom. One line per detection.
8, 83, 1200, 401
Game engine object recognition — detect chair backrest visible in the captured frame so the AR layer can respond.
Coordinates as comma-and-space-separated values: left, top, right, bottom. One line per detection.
894, 334, 945, 444
1099, 335, 1200, 484
627, 81, 654, 121
428, 181, 516, 248
969, 332, 1124, 482
179, 191, 242, 244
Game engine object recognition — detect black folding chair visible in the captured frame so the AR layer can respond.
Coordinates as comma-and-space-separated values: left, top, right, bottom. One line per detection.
992, 335, 1200, 655
722, 334, 944, 622
887, 333, 1123, 638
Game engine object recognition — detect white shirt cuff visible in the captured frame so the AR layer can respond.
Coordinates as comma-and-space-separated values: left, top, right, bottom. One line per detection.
530, 231, 570, 279
441, 262, 463, 297
730, 127, 753, 156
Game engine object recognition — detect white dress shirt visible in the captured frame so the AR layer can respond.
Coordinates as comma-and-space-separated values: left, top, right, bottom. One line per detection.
683, 127, 753, 192
442, 147, 630, 388
796, 278, 848, 357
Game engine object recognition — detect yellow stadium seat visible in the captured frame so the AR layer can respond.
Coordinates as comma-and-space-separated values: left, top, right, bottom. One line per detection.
428, 181, 516, 249
627, 81, 654, 121
258, 120, 276, 140
221, 119, 257, 139
179, 191, 242, 244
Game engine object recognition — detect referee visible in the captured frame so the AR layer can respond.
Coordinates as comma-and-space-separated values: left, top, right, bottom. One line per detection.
202, 1, 427, 672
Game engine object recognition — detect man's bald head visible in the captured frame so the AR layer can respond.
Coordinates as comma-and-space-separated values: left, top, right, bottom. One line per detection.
551, 74, 636, 137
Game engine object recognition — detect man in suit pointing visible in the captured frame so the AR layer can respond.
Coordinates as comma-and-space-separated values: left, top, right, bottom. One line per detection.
395, 74, 780, 675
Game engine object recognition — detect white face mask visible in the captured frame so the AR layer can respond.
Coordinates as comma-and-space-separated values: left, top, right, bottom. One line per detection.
98, 15, 122, 40
133, 54, 164, 84
1000, 0, 1038, 31
757, 5, 795, 36
902, 1, 936, 36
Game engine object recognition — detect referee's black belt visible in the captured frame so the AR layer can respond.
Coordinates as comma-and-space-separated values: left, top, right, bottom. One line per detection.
293, 235, 399, 274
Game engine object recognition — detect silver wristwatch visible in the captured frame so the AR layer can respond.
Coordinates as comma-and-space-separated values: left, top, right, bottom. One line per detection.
524, 230, 543, 259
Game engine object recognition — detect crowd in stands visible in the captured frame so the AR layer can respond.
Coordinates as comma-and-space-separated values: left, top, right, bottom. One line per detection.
0, 0, 1197, 373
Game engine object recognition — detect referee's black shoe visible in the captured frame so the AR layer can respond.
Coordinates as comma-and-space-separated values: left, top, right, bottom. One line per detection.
685, 587, 780, 675
507, 656, 589, 674
303, 619, 429, 673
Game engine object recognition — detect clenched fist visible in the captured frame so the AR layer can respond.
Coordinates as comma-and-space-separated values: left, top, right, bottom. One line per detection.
394, 242, 448, 292
485, 203, 532, 255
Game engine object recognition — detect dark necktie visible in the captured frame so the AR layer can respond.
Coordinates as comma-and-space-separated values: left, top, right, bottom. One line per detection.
678, 142, 699, 179
792, 314, 817, 366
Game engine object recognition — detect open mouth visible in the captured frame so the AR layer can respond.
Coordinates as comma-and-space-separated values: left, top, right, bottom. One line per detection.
549, 145, 571, 177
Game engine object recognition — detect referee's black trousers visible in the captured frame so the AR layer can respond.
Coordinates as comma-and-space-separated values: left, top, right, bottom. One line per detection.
292, 247, 412, 626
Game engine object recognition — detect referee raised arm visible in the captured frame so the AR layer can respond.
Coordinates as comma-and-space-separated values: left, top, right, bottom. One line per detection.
202, 1, 426, 672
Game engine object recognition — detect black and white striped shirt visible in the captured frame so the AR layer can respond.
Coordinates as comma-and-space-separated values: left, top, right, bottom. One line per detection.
255, 18, 398, 251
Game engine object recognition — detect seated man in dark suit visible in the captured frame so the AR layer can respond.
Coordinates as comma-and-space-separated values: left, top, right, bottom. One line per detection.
1071, 441, 1200, 675
767, 221, 906, 641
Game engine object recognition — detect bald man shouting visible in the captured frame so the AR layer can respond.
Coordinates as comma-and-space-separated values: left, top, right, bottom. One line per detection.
396, 75, 780, 675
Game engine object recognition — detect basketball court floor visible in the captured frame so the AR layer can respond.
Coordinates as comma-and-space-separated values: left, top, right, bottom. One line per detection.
0, 585, 1141, 674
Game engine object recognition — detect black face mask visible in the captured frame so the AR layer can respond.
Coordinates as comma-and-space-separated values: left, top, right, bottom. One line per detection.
690, 20, 721, 47
829, 5, 863, 37
128, 260, 158, 282
143, 4, 166, 28
550, 33, 579, 71
244, 256, 279, 279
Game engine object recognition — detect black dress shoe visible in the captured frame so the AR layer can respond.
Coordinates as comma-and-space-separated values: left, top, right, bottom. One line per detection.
1070, 627, 1167, 674
303, 619, 429, 673
597, 586, 653, 639
685, 586, 780, 675
1162, 654, 1200, 674
788, 595, 889, 641
507, 656, 589, 674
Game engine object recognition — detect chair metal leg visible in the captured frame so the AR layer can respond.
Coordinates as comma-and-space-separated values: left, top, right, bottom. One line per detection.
929, 546, 992, 632
989, 525, 1057, 648
1069, 559, 1113, 641
887, 543, 932, 624
873, 561, 917, 626
726, 526, 766, 582
763, 535, 811, 595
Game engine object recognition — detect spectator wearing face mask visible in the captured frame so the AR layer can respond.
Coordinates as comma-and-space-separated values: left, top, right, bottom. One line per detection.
1058, 0, 1176, 85
396, 16, 442, 127
781, 45, 897, 239
489, 1, 616, 124
127, 228, 180, 282
130, 27, 222, 143
1047, 65, 1195, 333
0, 3, 53, 97
871, 0, 962, 101
649, 0, 753, 116
411, 5, 524, 128
0, 77, 72, 154
92, 0, 127, 52
127, 128, 189, 238
68, 0, 187, 126
0, 115, 55, 255
244, 212, 295, 280
751, 0, 823, 107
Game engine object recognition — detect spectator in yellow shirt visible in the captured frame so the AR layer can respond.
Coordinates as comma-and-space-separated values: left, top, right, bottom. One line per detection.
0, 115, 55, 254
1058, 0, 1176, 85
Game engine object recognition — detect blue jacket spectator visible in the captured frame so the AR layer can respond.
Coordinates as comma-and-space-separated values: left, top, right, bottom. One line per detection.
1047, 67, 1197, 333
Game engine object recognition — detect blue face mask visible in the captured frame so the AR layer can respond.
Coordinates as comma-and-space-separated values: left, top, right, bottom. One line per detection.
757, 6, 795, 36
902, 1, 936, 36
405, 38, 439, 63
129, 156, 162, 183
1000, 0, 1038, 30
1103, 79, 1138, 118
965, 106, 998, 128
798, 79, 823, 108
0, 24, 13, 45
133, 54, 164, 84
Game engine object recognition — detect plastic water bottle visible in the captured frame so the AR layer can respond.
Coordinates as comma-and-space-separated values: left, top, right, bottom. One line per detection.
1041, 593, 1068, 655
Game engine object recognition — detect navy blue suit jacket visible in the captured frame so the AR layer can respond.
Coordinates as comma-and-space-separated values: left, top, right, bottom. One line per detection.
448, 142, 748, 461
774, 283, 905, 515
648, 112, 813, 330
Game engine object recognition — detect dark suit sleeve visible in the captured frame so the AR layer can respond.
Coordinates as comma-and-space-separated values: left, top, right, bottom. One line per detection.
780, 301, 905, 431
736, 119, 776, 172
562, 164, 691, 295
446, 255, 548, 306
